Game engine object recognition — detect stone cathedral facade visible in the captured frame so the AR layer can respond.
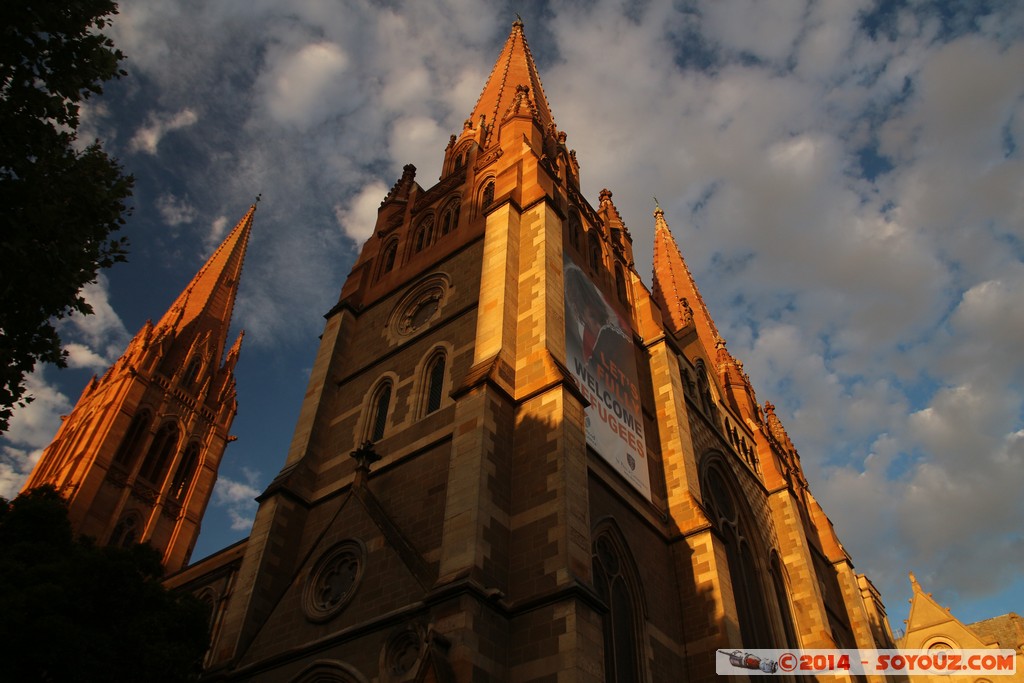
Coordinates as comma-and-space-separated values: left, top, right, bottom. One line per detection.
28, 20, 897, 682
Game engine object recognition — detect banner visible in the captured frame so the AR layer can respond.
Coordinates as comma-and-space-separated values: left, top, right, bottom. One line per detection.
564, 255, 651, 499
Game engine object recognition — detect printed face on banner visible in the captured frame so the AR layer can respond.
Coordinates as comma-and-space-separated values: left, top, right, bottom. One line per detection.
564, 255, 651, 499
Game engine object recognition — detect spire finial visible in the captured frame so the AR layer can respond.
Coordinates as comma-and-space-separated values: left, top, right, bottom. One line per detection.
515, 13, 524, 26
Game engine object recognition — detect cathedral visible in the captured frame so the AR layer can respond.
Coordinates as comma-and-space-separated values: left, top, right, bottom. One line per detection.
25, 20, 897, 682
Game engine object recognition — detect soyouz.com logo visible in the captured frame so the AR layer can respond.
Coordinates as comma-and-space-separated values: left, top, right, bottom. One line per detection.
716, 649, 1017, 676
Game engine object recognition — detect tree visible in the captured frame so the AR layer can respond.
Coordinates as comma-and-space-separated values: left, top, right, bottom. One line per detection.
0, 486, 210, 682
0, 1, 135, 432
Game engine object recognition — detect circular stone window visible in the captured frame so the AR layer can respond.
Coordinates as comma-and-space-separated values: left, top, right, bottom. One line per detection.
303, 540, 365, 622
381, 623, 426, 681
388, 274, 451, 340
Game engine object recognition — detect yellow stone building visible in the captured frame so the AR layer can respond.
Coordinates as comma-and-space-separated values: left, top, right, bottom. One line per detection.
899, 573, 1023, 682
27, 20, 900, 682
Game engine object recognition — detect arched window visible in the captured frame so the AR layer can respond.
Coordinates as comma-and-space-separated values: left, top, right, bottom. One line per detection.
568, 211, 582, 250
440, 200, 460, 236
481, 180, 495, 210
183, 357, 202, 387
588, 231, 602, 271
425, 353, 446, 414
592, 525, 647, 682
412, 219, 434, 253
170, 442, 201, 500
290, 660, 368, 683
769, 553, 799, 648
615, 263, 629, 305
111, 511, 141, 547
703, 463, 776, 648
368, 382, 392, 442
113, 410, 151, 469
378, 240, 398, 278
454, 153, 464, 171
139, 421, 180, 484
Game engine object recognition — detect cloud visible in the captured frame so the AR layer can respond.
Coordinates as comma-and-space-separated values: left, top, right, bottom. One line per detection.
334, 180, 389, 243
212, 468, 261, 532
129, 108, 198, 154
4, 373, 72, 449
204, 216, 230, 256
156, 193, 198, 226
0, 445, 42, 499
262, 41, 352, 129
61, 274, 131, 361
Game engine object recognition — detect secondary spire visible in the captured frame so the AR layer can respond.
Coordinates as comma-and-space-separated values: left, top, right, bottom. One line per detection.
155, 202, 255, 341
651, 205, 721, 348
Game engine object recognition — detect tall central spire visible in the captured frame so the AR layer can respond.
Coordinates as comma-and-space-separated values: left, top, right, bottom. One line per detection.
468, 19, 556, 134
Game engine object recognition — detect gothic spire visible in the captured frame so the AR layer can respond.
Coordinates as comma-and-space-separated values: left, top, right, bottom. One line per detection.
468, 19, 555, 135
651, 206, 720, 349
154, 202, 255, 354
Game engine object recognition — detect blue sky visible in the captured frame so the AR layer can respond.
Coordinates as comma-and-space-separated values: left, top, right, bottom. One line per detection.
2, 0, 1022, 635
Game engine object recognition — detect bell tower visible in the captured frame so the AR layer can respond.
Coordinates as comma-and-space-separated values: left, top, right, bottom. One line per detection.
22, 203, 255, 572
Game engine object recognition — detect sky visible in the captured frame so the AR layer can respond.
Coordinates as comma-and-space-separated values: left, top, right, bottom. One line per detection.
2, 0, 1022, 636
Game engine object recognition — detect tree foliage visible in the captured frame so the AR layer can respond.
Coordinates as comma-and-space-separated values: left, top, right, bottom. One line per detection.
0, 486, 210, 682
0, 1, 135, 432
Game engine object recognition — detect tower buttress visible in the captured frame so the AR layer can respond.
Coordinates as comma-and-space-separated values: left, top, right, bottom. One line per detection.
22, 203, 256, 572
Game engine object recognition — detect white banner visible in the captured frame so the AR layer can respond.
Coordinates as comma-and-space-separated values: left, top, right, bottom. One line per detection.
564, 256, 651, 499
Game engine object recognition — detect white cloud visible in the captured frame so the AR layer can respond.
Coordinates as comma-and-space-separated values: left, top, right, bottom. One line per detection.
156, 193, 199, 226
64, 343, 109, 370
130, 108, 198, 154
4, 373, 72, 449
263, 41, 351, 128
204, 216, 230, 256
334, 180, 389, 243
62, 274, 131, 361
212, 468, 261, 532
388, 116, 447, 178
0, 445, 43, 499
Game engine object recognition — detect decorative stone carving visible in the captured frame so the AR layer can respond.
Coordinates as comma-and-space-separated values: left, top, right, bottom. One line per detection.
303, 540, 365, 622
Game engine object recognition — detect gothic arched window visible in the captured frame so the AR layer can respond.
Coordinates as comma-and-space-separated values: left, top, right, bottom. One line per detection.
568, 211, 582, 250
615, 263, 629, 305
170, 442, 201, 500
412, 219, 434, 254
592, 524, 647, 682
769, 552, 800, 648
440, 200, 460, 236
424, 352, 447, 414
379, 239, 398, 279
702, 463, 776, 648
368, 382, 392, 442
588, 231, 602, 271
183, 357, 202, 387
111, 511, 141, 547
113, 410, 152, 469
481, 180, 495, 210
139, 421, 180, 484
